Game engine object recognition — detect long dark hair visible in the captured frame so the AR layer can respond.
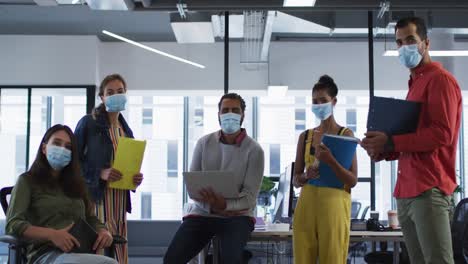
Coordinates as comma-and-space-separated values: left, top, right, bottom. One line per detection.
28, 125, 91, 211
93, 73, 127, 117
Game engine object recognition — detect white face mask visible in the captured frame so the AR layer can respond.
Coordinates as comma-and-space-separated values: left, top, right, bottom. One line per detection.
104, 93, 127, 112
219, 113, 242, 134
398, 43, 423, 69
311, 102, 333, 121
46, 145, 72, 170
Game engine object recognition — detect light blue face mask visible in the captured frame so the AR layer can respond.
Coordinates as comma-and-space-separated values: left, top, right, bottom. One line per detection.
311, 102, 333, 121
105, 94, 127, 112
46, 145, 72, 170
220, 113, 242, 134
398, 44, 423, 69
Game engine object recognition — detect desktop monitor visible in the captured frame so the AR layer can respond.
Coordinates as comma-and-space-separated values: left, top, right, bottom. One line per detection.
273, 162, 295, 222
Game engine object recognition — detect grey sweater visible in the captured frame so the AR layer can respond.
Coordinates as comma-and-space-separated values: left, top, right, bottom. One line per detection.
185, 131, 265, 217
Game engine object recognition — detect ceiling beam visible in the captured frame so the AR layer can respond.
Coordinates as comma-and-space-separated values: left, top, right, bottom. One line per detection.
138, 0, 468, 11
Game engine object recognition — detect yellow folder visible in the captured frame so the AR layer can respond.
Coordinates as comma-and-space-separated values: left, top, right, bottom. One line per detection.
109, 137, 147, 190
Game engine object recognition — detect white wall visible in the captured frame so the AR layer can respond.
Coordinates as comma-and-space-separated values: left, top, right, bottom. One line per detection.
0, 35, 98, 85
0, 35, 467, 91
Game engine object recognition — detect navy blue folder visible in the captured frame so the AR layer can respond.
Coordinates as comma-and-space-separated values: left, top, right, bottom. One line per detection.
68, 218, 98, 254
367, 96, 421, 135
308, 134, 358, 189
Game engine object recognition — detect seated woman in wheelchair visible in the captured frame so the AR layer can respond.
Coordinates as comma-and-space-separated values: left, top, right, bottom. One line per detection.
5, 124, 117, 264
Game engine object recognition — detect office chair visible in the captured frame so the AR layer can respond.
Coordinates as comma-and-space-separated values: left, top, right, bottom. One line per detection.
348, 205, 371, 259
360, 206, 370, 220
452, 198, 468, 264
463, 223, 468, 264
351, 201, 362, 219
0, 186, 127, 264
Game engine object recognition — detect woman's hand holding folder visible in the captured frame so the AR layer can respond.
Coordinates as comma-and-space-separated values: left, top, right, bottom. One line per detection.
49, 223, 80, 253
93, 229, 113, 251
304, 166, 320, 181
315, 143, 335, 166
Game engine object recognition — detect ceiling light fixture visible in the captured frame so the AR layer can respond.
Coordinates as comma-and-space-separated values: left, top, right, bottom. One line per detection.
102, 30, 206, 69
283, 0, 316, 7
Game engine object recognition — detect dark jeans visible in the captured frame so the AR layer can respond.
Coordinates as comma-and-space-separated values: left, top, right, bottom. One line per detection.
164, 216, 254, 264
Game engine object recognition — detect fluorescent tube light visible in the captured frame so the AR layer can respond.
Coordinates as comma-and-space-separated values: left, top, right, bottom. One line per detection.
102, 30, 206, 69
383, 50, 468, 57
34, 0, 58, 6
283, 0, 316, 7
85, 0, 134, 10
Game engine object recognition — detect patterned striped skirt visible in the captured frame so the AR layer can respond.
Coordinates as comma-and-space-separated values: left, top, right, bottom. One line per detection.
96, 187, 128, 264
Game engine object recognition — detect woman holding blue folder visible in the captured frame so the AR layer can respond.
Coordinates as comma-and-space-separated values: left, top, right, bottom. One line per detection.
75, 74, 143, 264
292, 75, 358, 264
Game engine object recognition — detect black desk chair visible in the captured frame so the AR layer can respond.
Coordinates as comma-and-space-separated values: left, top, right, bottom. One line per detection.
0, 186, 127, 264
351, 201, 362, 219
463, 223, 468, 264
453, 198, 468, 264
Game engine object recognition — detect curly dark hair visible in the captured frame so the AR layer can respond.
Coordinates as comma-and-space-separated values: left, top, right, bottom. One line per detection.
217, 93, 246, 113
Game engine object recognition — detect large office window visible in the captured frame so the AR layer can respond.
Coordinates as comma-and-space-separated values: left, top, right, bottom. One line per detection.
0, 89, 29, 190
167, 140, 178, 178
372, 91, 407, 219
258, 96, 300, 177
28, 89, 87, 165
269, 144, 281, 176
141, 192, 152, 220
295, 109, 306, 132
125, 94, 184, 221
346, 109, 357, 133
333, 92, 372, 217
3, 88, 466, 224
462, 91, 468, 198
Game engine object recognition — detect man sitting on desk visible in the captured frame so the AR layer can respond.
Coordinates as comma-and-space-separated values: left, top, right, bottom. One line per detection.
164, 93, 265, 264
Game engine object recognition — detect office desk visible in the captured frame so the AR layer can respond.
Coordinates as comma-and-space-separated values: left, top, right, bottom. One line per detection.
208, 226, 292, 264
350, 230, 404, 264
209, 227, 404, 264
250, 225, 293, 241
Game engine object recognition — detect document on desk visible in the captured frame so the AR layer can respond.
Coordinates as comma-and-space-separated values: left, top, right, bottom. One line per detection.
109, 137, 146, 190
367, 96, 421, 135
254, 217, 266, 231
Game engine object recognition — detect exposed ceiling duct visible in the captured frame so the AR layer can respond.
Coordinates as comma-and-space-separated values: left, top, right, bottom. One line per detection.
240, 10, 267, 70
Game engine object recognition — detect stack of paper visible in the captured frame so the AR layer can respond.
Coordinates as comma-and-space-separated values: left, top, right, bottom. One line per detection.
109, 137, 147, 190
254, 217, 266, 231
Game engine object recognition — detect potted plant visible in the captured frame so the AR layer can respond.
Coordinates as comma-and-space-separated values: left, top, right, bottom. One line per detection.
257, 176, 277, 207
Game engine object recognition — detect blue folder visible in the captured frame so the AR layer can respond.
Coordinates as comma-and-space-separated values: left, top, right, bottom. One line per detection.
309, 134, 358, 189
367, 96, 421, 135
